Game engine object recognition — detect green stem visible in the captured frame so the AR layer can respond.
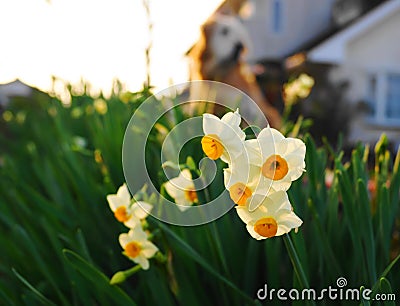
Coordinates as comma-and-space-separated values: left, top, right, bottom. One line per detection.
110, 265, 142, 285
124, 265, 142, 277
282, 103, 293, 122
283, 234, 316, 306
189, 166, 230, 277
282, 234, 309, 288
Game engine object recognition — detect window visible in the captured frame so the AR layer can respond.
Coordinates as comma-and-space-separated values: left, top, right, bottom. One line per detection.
367, 75, 376, 115
272, 0, 282, 33
367, 72, 400, 125
386, 74, 400, 119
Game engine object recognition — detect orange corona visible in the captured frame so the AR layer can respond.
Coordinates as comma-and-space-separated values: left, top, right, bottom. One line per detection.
124, 241, 141, 258
201, 134, 224, 160
261, 155, 288, 180
229, 183, 252, 206
114, 206, 130, 223
254, 217, 278, 238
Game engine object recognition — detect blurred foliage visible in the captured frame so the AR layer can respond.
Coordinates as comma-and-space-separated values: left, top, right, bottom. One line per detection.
0, 82, 399, 305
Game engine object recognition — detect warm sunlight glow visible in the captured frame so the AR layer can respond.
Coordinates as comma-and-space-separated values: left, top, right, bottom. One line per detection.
0, 0, 222, 95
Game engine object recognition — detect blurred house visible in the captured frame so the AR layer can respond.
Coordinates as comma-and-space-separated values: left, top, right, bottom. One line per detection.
242, 0, 335, 63
208, 0, 399, 147
307, 0, 400, 147
0, 79, 32, 108
240, 0, 337, 112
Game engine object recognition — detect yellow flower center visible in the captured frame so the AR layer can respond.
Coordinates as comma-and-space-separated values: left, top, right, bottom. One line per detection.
201, 134, 224, 160
254, 217, 278, 238
125, 241, 141, 258
229, 183, 252, 206
261, 155, 288, 180
114, 206, 130, 223
184, 189, 198, 203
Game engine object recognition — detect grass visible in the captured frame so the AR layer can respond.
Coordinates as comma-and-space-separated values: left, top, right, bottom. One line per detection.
0, 84, 399, 305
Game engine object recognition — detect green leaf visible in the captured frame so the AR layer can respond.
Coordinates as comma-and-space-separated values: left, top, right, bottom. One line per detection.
377, 278, 395, 306
243, 125, 261, 139
356, 179, 376, 284
154, 221, 256, 305
63, 249, 137, 306
186, 156, 197, 171
12, 268, 57, 306
371, 253, 400, 297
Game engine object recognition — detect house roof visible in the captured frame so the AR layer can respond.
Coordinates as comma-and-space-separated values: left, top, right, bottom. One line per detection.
307, 0, 400, 64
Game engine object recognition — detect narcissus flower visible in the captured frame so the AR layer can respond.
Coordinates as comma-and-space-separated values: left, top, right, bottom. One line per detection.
223, 156, 272, 210
119, 226, 159, 270
246, 128, 306, 191
165, 169, 198, 211
201, 109, 246, 163
107, 183, 152, 228
236, 191, 303, 240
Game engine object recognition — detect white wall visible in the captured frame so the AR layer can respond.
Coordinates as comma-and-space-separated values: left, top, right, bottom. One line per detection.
329, 9, 400, 146
242, 0, 335, 62
346, 12, 400, 71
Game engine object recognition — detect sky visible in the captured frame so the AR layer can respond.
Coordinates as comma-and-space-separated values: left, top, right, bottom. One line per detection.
0, 0, 223, 95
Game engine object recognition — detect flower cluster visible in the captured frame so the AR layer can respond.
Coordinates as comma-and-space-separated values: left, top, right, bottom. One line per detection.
164, 169, 198, 211
107, 184, 158, 270
201, 109, 305, 240
283, 73, 314, 106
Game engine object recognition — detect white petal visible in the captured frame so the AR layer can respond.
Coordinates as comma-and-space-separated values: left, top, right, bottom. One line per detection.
244, 140, 264, 166
278, 210, 303, 228
269, 128, 285, 142
130, 226, 148, 242
164, 181, 180, 199
131, 201, 152, 219
220, 110, 246, 141
118, 233, 130, 248
246, 138, 276, 163
221, 109, 241, 127
246, 197, 262, 212
220, 140, 245, 163
271, 176, 292, 191
135, 255, 150, 270
247, 193, 266, 211
107, 194, 125, 212
165, 180, 194, 202
287, 168, 305, 182
203, 113, 224, 135
116, 184, 131, 204
283, 138, 306, 156
257, 127, 273, 140
174, 194, 191, 206
286, 154, 306, 181
249, 167, 271, 192
180, 169, 193, 180
219, 126, 245, 145
246, 222, 266, 240
165, 170, 194, 197
275, 140, 288, 156
275, 225, 289, 236
223, 168, 233, 188
286, 153, 305, 169
176, 201, 193, 212
124, 215, 141, 229
265, 191, 292, 213
223, 158, 252, 189
235, 206, 253, 224
204, 107, 244, 162
236, 203, 267, 224
141, 241, 159, 258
